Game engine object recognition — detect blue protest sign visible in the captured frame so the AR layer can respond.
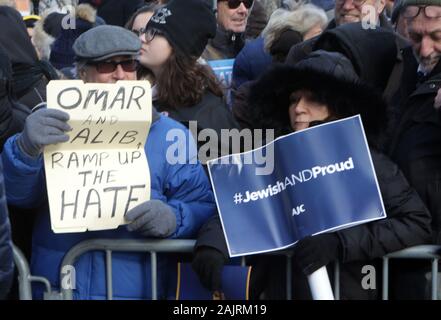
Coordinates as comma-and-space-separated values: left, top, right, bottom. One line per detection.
207, 116, 386, 257
207, 59, 234, 88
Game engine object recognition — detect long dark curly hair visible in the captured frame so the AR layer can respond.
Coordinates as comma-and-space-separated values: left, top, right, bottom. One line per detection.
154, 49, 224, 108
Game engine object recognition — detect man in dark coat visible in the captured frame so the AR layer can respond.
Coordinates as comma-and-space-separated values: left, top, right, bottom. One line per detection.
192, 50, 432, 299
389, 0, 441, 245
202, 0, 264, 60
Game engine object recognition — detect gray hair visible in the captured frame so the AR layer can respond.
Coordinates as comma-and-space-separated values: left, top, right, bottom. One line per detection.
262, 5, 328, 52
31, 13, 55, 61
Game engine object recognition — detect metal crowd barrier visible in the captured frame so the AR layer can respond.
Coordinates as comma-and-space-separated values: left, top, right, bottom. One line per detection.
382, 245, 441, 300
11, 240, 441, 300
60, 239, 197, 300
12, 244, 52, 300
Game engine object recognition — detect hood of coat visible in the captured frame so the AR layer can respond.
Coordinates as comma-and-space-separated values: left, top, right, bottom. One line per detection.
0, 6, 39, 65
313, 22, 398, 93
247, 50, 387, 145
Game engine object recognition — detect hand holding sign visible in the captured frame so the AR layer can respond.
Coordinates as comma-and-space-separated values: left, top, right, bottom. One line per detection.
126, 199, 176, 238
44, 80, 152, 233
293, 233, 341, 275
18, 108, 71, 157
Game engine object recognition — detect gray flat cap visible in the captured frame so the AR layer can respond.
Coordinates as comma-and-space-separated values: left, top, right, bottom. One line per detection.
73, 25, 141, 62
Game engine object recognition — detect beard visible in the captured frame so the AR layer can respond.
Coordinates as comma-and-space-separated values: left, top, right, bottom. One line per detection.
415, 51, 441, 74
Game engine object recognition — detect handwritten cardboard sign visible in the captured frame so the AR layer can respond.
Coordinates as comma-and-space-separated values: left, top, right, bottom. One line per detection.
44, 80, 152, 233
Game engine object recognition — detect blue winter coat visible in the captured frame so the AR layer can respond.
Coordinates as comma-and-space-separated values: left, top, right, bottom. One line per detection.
2, 113, 216, 299
0, 158, 13, 299
231, 37, 272, 91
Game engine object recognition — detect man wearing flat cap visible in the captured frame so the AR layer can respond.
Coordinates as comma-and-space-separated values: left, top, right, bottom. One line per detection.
388, 0, 441, 298
1, 25, 215, 299
73, 25, 141, 83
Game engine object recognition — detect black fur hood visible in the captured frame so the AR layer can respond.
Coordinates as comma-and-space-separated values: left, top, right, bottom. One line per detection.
247, 50, 388, 146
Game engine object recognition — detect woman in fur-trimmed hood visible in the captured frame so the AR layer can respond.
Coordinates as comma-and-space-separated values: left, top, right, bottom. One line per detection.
192, 50, 432, 299
247, 50, 387, 147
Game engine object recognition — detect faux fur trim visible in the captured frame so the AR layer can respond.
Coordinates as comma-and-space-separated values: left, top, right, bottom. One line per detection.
75, 3, 96, 23
247, 64, 387, 143
32, 14, 55, 60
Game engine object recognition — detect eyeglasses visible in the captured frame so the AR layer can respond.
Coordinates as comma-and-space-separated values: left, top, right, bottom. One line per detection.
219, 0, 254, 9
88, 59, 138, 73
132, 27, 147, 38
402, 5, 441, 19
132, 27, 163, 43
335, 0, 368, 7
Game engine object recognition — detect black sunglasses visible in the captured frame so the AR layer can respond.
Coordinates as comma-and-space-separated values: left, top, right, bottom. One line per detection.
88, 59, 138, 73
219, 0, 254, 9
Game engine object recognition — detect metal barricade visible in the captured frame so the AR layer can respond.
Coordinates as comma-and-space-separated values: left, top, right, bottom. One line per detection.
12, 239, 441, 300
12, 244, 53, 300
382, 245, 441, 300
59, 239, 196, 300
57, 240, 334, 300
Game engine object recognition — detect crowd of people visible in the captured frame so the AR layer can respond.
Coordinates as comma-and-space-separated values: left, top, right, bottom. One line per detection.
0, 0, 441, 300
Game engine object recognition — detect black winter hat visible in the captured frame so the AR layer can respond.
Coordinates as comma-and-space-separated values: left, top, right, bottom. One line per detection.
247, 50, 387, 144
146, 0, 217, 58
313, 23, 398, 94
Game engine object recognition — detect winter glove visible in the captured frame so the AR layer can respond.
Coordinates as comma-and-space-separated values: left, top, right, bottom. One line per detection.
192, 246, 228, 292
17, 107, 71, 158
294, 233, 342, 276
126, 199, 176, 238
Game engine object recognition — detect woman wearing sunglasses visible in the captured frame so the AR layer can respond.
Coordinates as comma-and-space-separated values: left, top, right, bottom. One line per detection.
133, 0, 239, 162
202, 0, 254, 61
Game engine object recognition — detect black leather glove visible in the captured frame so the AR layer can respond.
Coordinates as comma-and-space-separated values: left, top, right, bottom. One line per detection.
192, 246, 228, 292
294, 233, 342, 276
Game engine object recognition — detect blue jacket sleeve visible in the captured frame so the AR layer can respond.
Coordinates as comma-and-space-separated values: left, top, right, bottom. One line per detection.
1, 134, 47, 208
162, 126, 216, 239
0, 158, 13, 299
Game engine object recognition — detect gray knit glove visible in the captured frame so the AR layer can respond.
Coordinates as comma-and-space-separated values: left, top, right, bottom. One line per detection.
126, 200, 177, 238
17, 107, 71, 158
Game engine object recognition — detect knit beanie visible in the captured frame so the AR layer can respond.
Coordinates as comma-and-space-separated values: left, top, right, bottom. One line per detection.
146, 0, 216, 58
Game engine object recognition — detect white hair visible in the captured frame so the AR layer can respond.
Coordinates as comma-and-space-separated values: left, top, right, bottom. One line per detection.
262, 4, 328, 52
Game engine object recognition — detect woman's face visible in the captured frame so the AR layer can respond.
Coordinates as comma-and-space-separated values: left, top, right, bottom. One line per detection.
288, 90, 330, 131
132, 12, 172, 74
